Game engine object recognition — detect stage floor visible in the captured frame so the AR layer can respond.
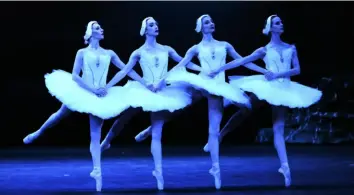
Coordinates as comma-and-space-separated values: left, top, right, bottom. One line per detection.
0, 145, 353, 195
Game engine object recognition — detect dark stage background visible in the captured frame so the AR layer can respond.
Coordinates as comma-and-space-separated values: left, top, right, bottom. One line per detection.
2, 1, 353, 147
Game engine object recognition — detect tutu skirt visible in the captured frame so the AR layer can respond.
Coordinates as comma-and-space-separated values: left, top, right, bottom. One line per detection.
123, 80, 192, 113
228, 75, 322, 108
45, 70, 131, 119
166, 70, 251, 108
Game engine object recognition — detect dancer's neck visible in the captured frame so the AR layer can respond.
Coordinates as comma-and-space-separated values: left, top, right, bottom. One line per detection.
88, 39, 100, 50
202, 33, 214, 43
145, 35, 157, 48
270, 33, 283, 45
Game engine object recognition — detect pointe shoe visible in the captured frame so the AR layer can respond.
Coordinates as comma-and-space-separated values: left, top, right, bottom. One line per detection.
23, 131, 40, 144
152, 170, 164, 190
100, 143, 111, 152
209, 167, 221, 190
135, 130, 150, 142
203, 143, 210, 152
90, 169, 102, 192
278, 165, 291, 187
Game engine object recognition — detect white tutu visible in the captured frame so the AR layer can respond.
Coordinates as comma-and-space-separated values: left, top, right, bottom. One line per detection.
166, 70, 251, 108
228, 75, 322, 108
45, 70, 131, 119
123, 80, 192, 113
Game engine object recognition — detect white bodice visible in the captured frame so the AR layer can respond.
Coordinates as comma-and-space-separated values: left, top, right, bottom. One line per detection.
197, 43, 227, 82
263, 45, 295, 82
81, 50, 111, 88
139, 49, 169, 84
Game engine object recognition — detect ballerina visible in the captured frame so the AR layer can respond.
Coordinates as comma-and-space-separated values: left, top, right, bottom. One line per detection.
23, 21, 151, 191
208, 15, 323, 187
99, 16, 203, 151
22, 21, 149, 145
100, 17, 194, 190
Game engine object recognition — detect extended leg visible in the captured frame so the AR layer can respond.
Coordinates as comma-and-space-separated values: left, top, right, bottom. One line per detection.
100, 108, 141, 151
23, 104, 72, 144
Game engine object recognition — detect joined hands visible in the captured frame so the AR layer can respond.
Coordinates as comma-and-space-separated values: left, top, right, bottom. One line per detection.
204, 69, 280, 81
264, 71, 280, 81
94, 87, 107, 97
145, 79, 166, 93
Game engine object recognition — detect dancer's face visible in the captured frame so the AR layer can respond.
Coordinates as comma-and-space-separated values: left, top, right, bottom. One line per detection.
91, 22, 104, 40
145, 18, 159, 37
270, 16, 284, 35
201, 16, 215, 34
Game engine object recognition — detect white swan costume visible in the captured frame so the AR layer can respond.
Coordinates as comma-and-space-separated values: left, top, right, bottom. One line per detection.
228, 17, 322, 108
165, 15, 251, 109
124, 49, 192, 112
124, 19, 192, 113
44, 22, 131, 119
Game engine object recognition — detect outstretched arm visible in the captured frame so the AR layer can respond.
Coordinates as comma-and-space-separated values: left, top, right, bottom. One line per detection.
157, 45, 198, 84
226, 42, 268, 74
72, 49, 96, 93
109, 50, 146, 87
173, 45, 198, 70
167, 46, 202, 72
215, 47, 266, 74
106, 50, 140, 88
275, 45, 301, 78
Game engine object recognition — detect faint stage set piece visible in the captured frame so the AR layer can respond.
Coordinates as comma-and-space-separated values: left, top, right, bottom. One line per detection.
257, 75, 354, 144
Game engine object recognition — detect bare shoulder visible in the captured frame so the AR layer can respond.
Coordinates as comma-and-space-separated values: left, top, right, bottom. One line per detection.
103, 49, 116, 58
131, 47, 142, 59
77, 48, 86, 53
220, 40, 230, 46
281, 42, 296, 50
76, 48, 86, 57
161, 44, 173, 51
290, 44, 297, 51
163, 45, 177, 56
255, 46, 267, 55
153, 43, 170, 53
283, 43, 297, 54
189, 44, 199, 53
105, 48, 114, 54
220, 41, 234, 50
291, 45, 298, 57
